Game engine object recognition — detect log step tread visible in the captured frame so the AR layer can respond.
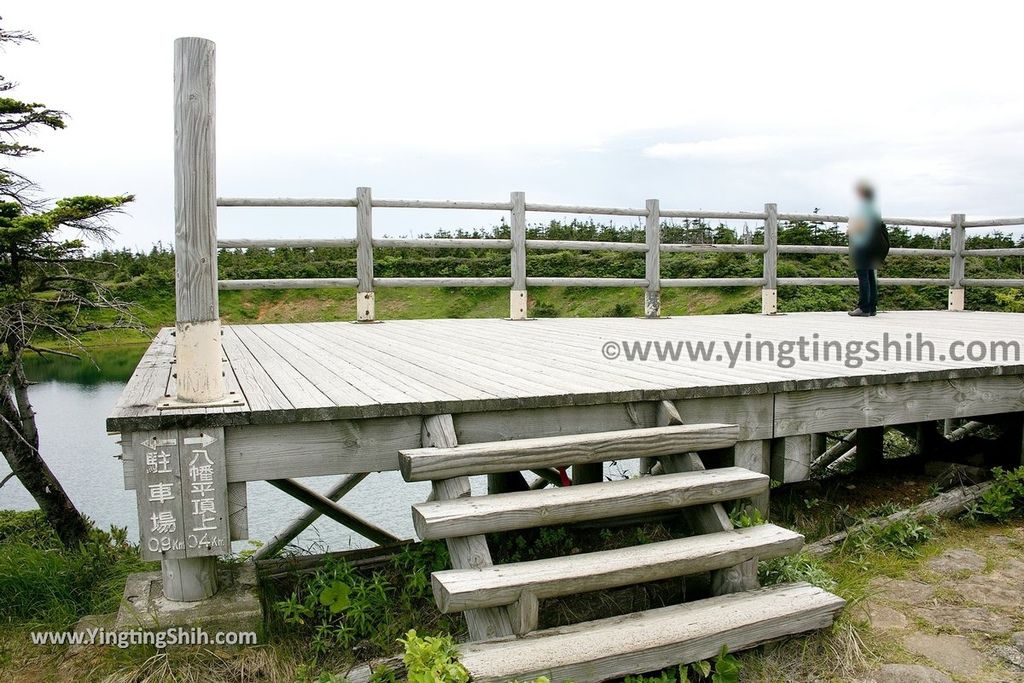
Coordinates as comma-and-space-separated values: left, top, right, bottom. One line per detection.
399, 423, 739, 482
458, 582, 846, 683
413, 467, 768, 540
433, 524, 804, 613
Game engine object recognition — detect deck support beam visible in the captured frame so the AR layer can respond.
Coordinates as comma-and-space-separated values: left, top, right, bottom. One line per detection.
1016, 413, 1024, 467
914, 421, 943, 459
487, 471, 530, 494
572, 462, 603, 485
855, 426, 885, 471
771, 435, 811, 483
266, 478, 399, 546
734, 440, 771, 515
656, 401, 758, 595
422, 415, 517, 642
252, 473, 368, 560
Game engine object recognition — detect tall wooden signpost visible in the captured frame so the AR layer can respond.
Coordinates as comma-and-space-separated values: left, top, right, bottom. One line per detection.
131, 36, 233, 601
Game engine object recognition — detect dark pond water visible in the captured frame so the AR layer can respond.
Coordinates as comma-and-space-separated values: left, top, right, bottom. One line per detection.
1, 347, 431, 553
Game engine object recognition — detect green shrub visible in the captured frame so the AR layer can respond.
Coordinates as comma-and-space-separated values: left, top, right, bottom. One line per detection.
272, 542, 454, 658
0, 510, 151, 626
847, 518, 932, 558
400, 630, 469, 683
969, 466, 1024, 521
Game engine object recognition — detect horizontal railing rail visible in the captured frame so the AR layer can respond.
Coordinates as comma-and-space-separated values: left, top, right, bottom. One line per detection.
214, 190, 1024, 319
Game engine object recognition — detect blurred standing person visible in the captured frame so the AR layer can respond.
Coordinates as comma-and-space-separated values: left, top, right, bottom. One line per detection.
848, 180, 882, 316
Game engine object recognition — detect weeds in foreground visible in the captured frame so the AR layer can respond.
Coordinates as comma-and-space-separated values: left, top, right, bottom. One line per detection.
0, 509, 153, 627
759, 552, 837, 591
272, 542, 457, 661
846, 517, 933, 558
967, 466, 1024, 521
619, 646, 741, 682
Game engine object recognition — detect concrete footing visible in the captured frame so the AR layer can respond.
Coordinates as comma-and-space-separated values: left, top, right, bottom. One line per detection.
116, 563, 262, 636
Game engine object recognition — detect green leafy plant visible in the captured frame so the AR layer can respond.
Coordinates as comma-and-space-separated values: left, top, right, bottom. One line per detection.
848, 518, 932, 557
319, 581, 352, 613
729, 506, 765, 528
621, 649, 741, 682
399, 630, 469, 683
970, 466, 1024, 521
711, 645, 742, 683
272, 542, 454, 657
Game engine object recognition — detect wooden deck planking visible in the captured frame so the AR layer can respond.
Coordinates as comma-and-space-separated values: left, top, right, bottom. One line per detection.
410, 319, 687, 395
108, 311, 1024, 432
316, 321, 558, 400
429, 318, 705, 389
221, 326, 292, 413
351, 320, 599, 398
257, 324, 411, 408
230, 325, 339, 409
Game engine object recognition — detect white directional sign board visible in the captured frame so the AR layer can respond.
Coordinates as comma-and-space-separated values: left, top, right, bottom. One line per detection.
132, 427, 229, 560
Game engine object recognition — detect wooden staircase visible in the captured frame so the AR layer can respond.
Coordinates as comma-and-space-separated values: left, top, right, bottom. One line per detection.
399, 402, 844, 683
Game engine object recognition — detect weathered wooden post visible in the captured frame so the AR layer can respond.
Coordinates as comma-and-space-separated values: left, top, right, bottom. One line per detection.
770, 435, 811, 483
165, 36, 228, 601
510, 191, 527, 320
356, 187, 375, 321
948, 213, 965, 311
175, 38, 225, 405
762, 203, 778, 314
645, 199, 661, 318
855, 426, 885, 471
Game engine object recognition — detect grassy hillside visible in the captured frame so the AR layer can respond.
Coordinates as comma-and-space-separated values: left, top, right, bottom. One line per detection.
60, 216, 1024, 348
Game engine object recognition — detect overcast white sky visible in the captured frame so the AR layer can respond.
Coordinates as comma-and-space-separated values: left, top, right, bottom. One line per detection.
5, 1, 1024, 248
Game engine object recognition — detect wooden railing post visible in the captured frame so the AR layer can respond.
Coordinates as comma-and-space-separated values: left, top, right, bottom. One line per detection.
644, 199, 661, 317
762, 203, 778, 314
510, 191, 527, 319
949, 213, 965, 311
356, 187, 375, 320
174, 37, 225, 404
169, 36, 224, 601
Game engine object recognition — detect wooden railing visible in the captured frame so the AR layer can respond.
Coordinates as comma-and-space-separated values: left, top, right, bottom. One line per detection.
214, 192, 1024, 319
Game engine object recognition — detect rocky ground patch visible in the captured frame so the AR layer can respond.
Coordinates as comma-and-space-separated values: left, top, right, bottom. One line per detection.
853, 527, 1024, 682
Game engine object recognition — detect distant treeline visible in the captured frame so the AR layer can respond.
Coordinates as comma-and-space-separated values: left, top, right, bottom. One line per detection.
93, 218, 1024, 312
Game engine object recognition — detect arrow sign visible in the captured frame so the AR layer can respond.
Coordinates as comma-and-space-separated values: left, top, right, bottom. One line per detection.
183, 433, 218, 448
141, 436, 177, 449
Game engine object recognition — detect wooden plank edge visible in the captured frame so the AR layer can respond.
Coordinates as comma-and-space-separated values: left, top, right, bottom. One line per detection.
399, 423, 740, 481
459, 583, 845, 683
433, 525, 804, 613
412, 468, 768, 540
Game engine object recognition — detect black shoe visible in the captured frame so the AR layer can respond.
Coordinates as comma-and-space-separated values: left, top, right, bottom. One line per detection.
868, 309, 877, 316
848, 307, 870, 317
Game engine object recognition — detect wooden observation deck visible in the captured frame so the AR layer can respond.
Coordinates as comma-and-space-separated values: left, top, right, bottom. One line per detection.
107, 36, 1024, 682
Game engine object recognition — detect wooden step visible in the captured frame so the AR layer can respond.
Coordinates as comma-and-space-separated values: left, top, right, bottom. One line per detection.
458, 582, 845, 683
412, 467, 767, 540
433, 524, 803, 613
399, 423, 739, 482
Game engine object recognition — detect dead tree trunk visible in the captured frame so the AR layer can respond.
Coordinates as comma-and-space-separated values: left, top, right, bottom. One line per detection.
0, 356, 89, 547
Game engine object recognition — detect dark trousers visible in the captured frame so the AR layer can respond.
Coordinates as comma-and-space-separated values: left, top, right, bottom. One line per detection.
856, 268, 878, 313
